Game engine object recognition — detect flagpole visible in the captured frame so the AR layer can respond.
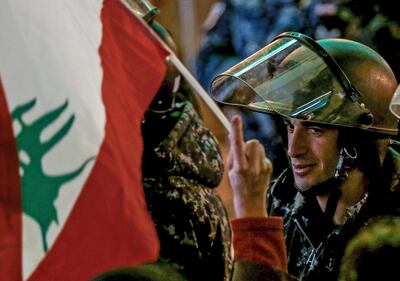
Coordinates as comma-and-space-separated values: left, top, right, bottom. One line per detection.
167, 54, 231, 133
119, 0, 232, 134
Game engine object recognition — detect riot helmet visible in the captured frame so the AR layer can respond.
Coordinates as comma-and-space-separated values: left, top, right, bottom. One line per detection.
211, 32, 398, 196
211, 32, 398, 137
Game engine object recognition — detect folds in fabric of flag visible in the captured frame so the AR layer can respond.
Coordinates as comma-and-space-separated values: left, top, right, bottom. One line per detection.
0, 0, 169, 280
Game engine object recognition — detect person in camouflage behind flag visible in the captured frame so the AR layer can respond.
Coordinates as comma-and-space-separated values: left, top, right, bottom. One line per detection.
141, 21, 233, 281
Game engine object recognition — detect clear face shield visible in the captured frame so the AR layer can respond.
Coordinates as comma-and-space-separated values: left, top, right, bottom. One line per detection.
390, 84, 400, 120
211, 32, 373, 129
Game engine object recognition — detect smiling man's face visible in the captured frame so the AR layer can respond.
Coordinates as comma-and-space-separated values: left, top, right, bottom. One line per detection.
285, 118, 340, 191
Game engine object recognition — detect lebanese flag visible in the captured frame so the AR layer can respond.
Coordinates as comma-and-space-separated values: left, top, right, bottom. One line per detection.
0, 0, 169, 280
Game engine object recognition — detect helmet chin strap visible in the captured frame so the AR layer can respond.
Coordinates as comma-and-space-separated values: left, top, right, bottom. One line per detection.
335, 146, 358, 180
295, 146, 358, 224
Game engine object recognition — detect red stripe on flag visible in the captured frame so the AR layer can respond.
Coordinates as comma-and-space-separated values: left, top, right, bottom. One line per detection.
0, 79, 22, 281
28, 1, 168, 280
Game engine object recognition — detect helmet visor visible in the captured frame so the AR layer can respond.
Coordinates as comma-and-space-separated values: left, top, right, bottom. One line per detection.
211, 34, 372, 128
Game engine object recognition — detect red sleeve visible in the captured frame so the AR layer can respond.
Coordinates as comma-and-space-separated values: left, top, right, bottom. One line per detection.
231, 216, 288, 271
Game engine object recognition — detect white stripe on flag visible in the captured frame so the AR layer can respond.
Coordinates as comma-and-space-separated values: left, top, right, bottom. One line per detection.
0, 1, 104, 279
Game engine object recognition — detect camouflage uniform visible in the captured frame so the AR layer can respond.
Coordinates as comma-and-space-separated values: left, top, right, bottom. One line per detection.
268, 147, 400, 281
195, 0, 309, 178
142, 101, 233, 281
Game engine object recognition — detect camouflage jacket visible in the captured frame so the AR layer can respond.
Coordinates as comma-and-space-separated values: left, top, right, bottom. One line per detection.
142, 101, 232, 281
268, 147, 400, 281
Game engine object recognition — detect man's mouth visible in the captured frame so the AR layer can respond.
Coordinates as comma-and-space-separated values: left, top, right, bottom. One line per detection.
291, 163, 315, 176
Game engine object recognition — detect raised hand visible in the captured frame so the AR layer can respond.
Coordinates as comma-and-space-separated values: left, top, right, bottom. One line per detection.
227, 115, 273, 218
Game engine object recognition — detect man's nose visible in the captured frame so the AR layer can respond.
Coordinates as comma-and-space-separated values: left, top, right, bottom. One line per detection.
287, 128, 308, 158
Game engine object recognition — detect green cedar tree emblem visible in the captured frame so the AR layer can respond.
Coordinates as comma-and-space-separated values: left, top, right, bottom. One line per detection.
12, 98, 94, 252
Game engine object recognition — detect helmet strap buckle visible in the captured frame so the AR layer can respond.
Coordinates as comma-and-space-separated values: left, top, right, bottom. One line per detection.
335, 146, 358, 180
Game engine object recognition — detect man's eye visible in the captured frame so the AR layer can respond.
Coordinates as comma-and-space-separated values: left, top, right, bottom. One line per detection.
309, 127, 323, 135
284, 120, 294, 132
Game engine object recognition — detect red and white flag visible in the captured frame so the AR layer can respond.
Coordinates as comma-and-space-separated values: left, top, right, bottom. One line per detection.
0, 0, 169, 280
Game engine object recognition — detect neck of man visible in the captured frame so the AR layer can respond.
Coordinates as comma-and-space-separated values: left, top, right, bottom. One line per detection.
316, 167, 369, 225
